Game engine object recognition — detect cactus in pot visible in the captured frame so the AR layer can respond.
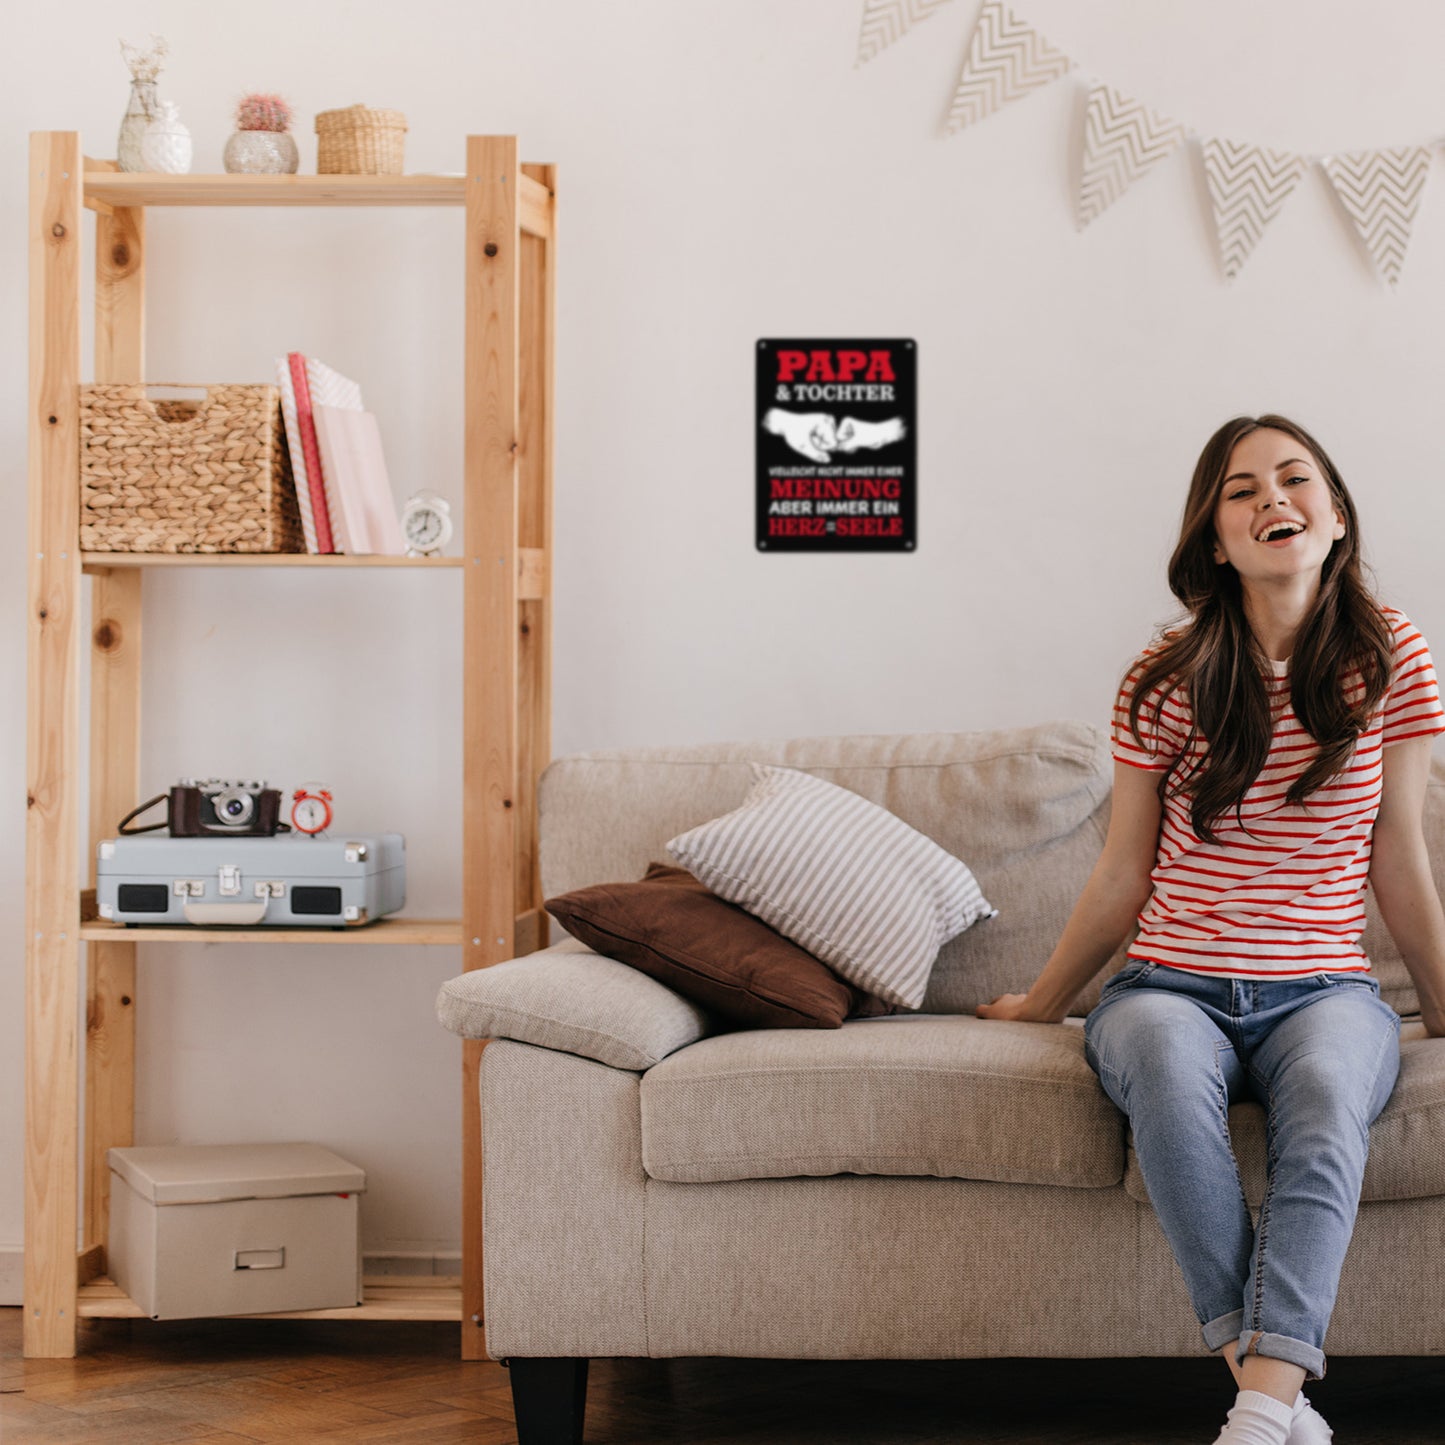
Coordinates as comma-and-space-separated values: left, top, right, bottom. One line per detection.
224, 92, 299, 174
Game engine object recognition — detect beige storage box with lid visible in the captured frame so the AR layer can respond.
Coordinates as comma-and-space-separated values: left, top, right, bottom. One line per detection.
107, 1142, 365, 1320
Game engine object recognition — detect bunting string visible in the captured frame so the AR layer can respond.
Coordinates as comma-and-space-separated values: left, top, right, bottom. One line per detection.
858, 0, 1442, 286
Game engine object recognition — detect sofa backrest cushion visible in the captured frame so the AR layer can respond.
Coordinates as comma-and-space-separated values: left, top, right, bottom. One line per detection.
540, 721, 1120, 1015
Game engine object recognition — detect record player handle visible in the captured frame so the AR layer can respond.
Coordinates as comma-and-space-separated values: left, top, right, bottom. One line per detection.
182, 901, 270, 926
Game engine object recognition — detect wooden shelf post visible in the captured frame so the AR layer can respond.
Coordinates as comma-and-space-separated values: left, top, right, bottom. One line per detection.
26, 130, 84, 1359
84, 168, 146, 1273
461, 134, 520, 1361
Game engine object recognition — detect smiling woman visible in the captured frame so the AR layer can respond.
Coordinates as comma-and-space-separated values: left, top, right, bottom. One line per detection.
976, 411, 1445, 1445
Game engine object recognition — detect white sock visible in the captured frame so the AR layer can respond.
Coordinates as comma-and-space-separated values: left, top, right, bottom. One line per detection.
1212, 1388, 1295, 1445
1288, 1390, 1335, 1444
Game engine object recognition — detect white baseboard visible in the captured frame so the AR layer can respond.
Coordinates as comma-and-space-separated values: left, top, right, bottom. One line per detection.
0, 1247, 459, 1304
0, 1247, 21, 1306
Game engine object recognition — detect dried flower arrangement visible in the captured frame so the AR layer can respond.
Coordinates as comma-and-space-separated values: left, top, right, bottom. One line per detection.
119, 34, 168, 82
236, 93, 294, 133
116, 35, 171, 172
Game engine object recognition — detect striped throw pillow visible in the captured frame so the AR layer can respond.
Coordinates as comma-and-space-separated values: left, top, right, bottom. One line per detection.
665, 765, 996, 1010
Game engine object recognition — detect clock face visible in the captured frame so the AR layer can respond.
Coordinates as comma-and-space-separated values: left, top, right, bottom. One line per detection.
402, 493, 453, 554
292, 796, 331, 834
405, 508, 443, 548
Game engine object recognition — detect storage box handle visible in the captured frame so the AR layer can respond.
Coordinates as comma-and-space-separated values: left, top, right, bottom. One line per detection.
130, 384, 215, 428
234, 1247, 285, 1271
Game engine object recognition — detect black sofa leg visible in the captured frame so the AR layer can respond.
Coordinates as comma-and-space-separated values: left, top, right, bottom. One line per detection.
507, 1356, 590, 1444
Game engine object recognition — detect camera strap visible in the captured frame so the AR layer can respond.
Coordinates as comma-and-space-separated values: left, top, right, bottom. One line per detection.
117, 793, 172, 835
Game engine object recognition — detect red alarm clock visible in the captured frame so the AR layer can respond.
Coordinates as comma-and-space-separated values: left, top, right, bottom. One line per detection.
290, 785, 334, 836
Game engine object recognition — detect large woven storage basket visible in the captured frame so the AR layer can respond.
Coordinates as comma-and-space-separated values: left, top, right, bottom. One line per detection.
315, 104, 407, 175
80, 384, 305, 554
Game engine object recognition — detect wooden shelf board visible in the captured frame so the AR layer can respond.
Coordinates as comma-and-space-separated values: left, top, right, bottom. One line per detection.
86, 172, 467, 208
79, 917, 465, 945
78, 1275, 464, 1322
82, 552, 463, 571
82, 548, 547, 600
81, 168, 553, 237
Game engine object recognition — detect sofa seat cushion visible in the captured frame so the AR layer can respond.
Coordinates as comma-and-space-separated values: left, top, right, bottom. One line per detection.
639, 1015, 1124, 1187
1123, 1019, 1445, 1207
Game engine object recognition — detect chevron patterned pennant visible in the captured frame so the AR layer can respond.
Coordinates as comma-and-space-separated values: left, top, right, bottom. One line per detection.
1319, 147, 1433, 288
1202, 139, 1307, 281
945, 0, 1072, 133
1077, 82, 1189, 229
856, 0, 955, 67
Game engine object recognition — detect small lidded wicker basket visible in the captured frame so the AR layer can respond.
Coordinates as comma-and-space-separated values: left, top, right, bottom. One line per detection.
315, 104, 407, 174
80, 383, 304, 554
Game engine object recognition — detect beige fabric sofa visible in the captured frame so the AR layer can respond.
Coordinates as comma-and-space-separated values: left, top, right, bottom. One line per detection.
437, 722, 1445, 1443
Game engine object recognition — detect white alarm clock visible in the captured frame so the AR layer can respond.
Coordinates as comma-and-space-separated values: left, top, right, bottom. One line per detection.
402, 491, 454, 557
290, 784, 333, 836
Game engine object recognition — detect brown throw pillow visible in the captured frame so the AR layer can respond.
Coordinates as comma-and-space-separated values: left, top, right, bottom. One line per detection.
545, 863, 896, 1029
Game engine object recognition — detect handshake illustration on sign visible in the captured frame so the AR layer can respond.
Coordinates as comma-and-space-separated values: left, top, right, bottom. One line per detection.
762, 408, 907, 464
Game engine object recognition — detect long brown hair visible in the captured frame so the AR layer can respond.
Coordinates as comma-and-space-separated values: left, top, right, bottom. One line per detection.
1127, 414, 1393, 844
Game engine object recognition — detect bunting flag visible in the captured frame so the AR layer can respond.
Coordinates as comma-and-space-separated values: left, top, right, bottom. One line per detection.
856, 0, 955, 67
1077, 82, 1190, 229
1201, 139, 1308, 281
945, 0, 1072, 132
1319, 147, 1432, 288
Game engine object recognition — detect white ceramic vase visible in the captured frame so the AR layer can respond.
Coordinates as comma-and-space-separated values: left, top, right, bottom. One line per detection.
223, 129, 299, 175
141, 101, 193, 175
117, 78, 158, 173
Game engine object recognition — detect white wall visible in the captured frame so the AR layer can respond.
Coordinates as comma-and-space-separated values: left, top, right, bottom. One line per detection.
5, 0, 1445, 1278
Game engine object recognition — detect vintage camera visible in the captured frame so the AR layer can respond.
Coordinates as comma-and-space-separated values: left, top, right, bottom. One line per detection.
119, 779, 288, 837
180, 779, 284, 835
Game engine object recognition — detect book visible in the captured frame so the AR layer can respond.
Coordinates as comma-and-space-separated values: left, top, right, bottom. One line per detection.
275, 356, 326, 553
280, 353, 335, 553
300, 357, 365, 551
312, 404, 406, 556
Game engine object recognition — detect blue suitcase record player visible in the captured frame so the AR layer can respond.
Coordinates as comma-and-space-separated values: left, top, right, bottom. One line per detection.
97, 832, 406, 928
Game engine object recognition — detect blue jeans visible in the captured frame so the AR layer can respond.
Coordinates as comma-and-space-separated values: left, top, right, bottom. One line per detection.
1083, 960, 1402, 1382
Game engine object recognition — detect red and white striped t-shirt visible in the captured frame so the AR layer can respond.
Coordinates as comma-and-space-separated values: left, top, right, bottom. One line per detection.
1112, 605, 1445, 979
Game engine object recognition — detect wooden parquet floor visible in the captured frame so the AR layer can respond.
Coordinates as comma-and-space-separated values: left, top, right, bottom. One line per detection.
3, 1308, 1444, 1443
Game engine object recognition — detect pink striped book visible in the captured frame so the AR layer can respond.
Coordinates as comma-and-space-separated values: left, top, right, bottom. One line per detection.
275, 357, 320, 552
287, 353, 335, 554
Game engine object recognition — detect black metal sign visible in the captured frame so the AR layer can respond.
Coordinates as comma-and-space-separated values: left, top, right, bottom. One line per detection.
756, 338, 916, 552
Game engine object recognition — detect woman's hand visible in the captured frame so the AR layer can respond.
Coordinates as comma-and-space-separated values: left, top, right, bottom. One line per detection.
975, 993, 1057, 1023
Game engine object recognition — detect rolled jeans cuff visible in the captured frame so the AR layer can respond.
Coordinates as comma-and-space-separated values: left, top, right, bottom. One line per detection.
1233, 1328, 1327, 1382
1203, 1309, 1245, 1353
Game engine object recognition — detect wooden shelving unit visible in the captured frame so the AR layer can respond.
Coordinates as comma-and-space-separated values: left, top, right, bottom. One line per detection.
25, 133, 556, 1359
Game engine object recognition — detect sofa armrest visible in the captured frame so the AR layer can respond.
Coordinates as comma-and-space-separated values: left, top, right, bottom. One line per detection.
436, 939, 711, 1071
